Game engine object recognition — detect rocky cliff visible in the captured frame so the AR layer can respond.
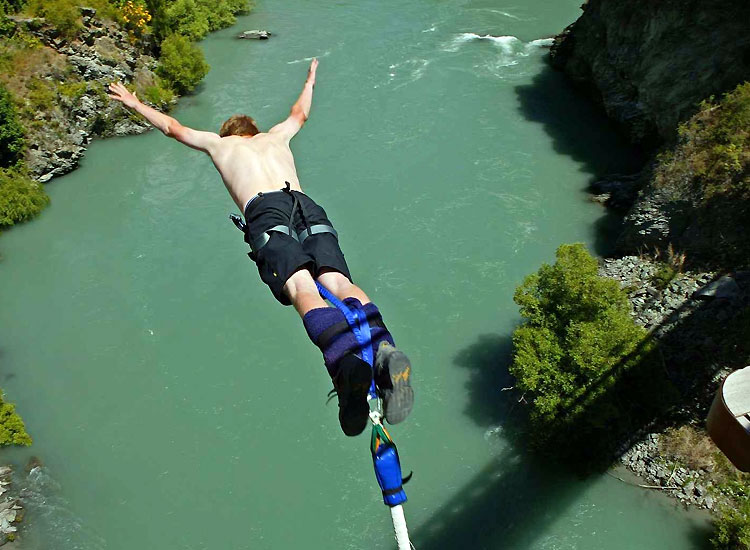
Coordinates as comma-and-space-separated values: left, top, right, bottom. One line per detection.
551, 0, 750, 268
5, 8, 159, 181
550, 0, 750, 146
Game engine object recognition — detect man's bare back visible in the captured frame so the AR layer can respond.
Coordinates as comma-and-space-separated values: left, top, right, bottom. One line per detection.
210, 132, 303, 210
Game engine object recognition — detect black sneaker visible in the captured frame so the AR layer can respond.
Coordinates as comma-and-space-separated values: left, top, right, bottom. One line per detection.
331, 354, 372, 436
375, 342, 414, 425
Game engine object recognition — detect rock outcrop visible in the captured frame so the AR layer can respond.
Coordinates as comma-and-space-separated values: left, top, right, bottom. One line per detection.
8, 9, 161, 181
550, 0, 750, 145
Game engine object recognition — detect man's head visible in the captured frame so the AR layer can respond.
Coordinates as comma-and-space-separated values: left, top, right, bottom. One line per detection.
219, 114, 260, 137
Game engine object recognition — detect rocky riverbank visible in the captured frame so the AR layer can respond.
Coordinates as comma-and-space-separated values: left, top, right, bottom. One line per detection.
6, 8, 158, 182
0, 466, 23, 546
597, 256, 748, 512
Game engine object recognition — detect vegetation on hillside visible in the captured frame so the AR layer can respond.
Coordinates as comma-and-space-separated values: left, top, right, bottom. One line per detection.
0, 82, 48, 226
0, 0, 248, 228
713, 498, 750, 549
510, 244, 673, 465
0, 83, 24, 168
653, 81, 750, 265
659, 425, 750, 550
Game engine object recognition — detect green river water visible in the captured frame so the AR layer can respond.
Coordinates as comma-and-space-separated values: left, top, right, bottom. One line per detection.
0, 0, 714, 548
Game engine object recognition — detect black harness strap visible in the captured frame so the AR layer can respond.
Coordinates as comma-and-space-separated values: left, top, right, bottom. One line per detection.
229, 183, 338, 254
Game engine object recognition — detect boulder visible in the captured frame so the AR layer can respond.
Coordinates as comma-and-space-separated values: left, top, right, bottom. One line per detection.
237, 30, 272, 40
694, 275, 742, 301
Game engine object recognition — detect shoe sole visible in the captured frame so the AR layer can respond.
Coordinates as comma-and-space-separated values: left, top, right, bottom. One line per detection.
377, 345, 414, 425
338, 355, 372, 437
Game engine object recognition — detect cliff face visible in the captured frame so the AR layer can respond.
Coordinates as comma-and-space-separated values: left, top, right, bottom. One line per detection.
550, 0, 750, 268
4, 9, 158, 181
550, 0, 750, 146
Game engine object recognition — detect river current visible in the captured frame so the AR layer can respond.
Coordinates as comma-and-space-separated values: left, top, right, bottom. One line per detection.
0, 0, 712, 548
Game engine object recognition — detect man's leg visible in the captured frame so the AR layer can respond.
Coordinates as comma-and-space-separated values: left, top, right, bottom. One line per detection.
313, 270, 413, 426
285, 268, 371, 436
283, 268, 328, 318
316, 269, 370, 304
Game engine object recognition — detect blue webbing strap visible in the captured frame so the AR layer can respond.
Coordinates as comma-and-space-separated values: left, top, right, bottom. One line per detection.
315, 282, 377, 399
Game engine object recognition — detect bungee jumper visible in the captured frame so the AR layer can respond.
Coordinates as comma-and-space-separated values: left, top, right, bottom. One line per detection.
107, 58, 414, 437
109, 58, 415, 547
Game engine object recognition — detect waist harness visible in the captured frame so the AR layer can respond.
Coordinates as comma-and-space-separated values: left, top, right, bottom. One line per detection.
230, 182, 338, 254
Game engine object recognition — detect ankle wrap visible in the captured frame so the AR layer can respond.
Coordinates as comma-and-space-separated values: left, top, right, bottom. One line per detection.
303, 307, 360, 377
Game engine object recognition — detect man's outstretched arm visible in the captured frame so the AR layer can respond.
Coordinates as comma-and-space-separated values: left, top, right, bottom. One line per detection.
269, 58, 318, 140
108, 82, 220, 154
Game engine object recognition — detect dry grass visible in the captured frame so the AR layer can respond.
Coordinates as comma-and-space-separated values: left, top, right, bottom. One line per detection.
661, 425, 717, 471
0, 40, 67, 99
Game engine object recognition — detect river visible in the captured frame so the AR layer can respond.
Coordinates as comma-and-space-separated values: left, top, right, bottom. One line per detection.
0, 0, 713, 548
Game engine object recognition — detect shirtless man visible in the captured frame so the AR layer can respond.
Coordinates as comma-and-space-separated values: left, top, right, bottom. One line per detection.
108, 59, 413, 436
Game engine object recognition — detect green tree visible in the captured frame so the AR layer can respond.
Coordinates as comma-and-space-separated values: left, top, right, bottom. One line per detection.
156, 33, 209, 94
511, 244, 666, 461
144, 0, 169, 42
163, 0, 208, 41
0, 167, 49, 227
0, 392, 31, 446
0, 84, 25, 168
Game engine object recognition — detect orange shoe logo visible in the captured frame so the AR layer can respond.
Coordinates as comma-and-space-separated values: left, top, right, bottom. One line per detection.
393, 366, 410, 383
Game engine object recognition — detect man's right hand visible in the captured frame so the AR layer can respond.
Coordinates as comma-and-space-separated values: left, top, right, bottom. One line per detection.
108, 82, 141, 109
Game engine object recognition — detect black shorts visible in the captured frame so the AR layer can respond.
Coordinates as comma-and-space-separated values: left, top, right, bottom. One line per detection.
243, 190, 352, 305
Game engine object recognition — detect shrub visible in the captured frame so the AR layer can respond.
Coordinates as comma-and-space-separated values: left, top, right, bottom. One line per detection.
651, 263, 677, 290
712, 498, 750, 550
671, 82, 750, 200
0, 0, 25, 14
26, 0, 82, 38
198, 0, 248, 31
0, 6, 16, 36
118, 0, 151, 35
146, 0, 247, 43
57, 80, 87, 100
164, 0, 208, 41
143, 80, 174, 109
0, 392, 31, 446
156, 33, 208, 94
0, 167, 49, 227
510, 244, 666, 462
0, 84, 25, 168
144, 0, 169, 42
653, 82, 750, 264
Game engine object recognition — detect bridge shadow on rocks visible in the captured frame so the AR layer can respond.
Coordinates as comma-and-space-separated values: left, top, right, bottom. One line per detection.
514, 65, 646, 257
409, 274, 750, 549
